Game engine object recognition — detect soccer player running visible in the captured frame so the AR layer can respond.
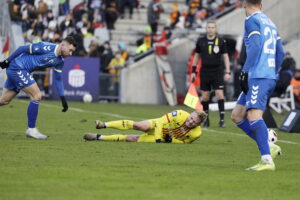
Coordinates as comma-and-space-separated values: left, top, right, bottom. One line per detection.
231, 0, 285, 171
191, 21, 231, 128
84, 110, 207, 144
0, 36, 77, 139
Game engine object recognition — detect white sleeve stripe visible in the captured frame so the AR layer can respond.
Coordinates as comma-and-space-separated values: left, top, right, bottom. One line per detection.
248, 31, 261, 38
54, 68, 62, 73
29, 44, 32, 54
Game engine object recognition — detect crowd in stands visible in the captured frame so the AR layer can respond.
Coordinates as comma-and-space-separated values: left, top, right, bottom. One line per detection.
7, 0, 240, 99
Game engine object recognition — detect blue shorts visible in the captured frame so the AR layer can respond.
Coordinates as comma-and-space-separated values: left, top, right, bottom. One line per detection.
236, 78, 276, 111
4, 67, 36, 92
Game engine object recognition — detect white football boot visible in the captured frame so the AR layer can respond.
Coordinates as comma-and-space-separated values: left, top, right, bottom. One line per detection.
25, 128, 47, 140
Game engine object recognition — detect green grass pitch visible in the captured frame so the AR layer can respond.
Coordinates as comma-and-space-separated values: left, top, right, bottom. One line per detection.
1, 100, 300, 200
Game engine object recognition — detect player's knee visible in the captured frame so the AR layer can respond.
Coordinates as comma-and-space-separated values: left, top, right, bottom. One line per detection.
32, 93, 42, 101
0, 98, 10, 105
133, 122, 149, 131
231, 110, 243, 124
126, 135, 139, 142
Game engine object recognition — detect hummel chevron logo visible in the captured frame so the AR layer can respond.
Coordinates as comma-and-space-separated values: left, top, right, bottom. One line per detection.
250, 85, 259, 105
251, 100, 257, 104
17, 71, 22, 75
43, 46, 51, 51
252, 86, 259, 90
251, 95, 257, 100
252, 90, 258, 95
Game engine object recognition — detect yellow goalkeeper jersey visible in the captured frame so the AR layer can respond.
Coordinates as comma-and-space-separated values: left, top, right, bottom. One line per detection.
149, 110, 203, 144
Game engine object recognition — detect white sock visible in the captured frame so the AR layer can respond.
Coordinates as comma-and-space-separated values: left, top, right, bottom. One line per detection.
98, 134, 104, 140
261, 155, 273, 164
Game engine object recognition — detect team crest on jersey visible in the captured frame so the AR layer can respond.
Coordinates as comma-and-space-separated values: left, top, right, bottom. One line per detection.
172, 111, 178, 117
213, 45, 219, 53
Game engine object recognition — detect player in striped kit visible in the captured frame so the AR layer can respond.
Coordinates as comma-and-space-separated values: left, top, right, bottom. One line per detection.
84, 110, 207, 144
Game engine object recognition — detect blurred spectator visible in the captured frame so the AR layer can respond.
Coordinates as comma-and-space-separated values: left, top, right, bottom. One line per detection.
60, 13, 76, 38
92, 8, 105, 29
59, 0, 70, 16
105, 0, 119, 30
9, 0, 22, 22
218, 0, 233, 11
185, 5, 196, 28
194, 9, 207, 28
169, 3, 180, 29
120, 0, 135, 19
136, 26, 152, 55
108, 51, 125, 74
290, 70, 300, 109
118, 43, 129, 61
99, 41, 114, 73
107, 51, 125, 95
147, 0, 164, 35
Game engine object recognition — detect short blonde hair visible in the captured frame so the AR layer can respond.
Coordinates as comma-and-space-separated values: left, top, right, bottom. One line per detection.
193, 110, 208, 123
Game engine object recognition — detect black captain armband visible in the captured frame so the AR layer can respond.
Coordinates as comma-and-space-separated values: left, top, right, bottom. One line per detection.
192, 65, 197, 73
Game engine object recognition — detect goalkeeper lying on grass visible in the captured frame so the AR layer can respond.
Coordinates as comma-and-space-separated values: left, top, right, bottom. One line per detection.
84, 110, 207, 144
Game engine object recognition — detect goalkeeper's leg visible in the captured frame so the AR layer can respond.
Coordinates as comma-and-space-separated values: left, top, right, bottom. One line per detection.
96, 120, 134, 130
84, 133, 139, 142
96, 120, 151, 131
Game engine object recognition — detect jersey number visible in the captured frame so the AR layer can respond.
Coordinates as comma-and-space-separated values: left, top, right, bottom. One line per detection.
263, 27, 277, 55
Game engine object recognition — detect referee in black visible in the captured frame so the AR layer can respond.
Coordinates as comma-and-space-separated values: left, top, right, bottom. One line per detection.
191, 21, 231, 128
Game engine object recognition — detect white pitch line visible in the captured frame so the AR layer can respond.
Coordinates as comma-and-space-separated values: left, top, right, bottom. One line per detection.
204, 128, 300, 146
17, 100, 300, 146
18, 100, 141, 120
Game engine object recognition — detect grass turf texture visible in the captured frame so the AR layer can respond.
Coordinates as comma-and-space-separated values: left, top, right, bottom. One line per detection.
1, 100, 300, 200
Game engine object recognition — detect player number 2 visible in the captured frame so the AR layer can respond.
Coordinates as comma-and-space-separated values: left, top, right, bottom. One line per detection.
263, 26, 277, 55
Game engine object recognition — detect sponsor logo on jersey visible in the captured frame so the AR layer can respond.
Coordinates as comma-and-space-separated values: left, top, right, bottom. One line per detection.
172, 111, 178, 117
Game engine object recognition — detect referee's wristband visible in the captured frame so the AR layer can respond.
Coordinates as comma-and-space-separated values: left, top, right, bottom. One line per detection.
225, 72, 231, 75
192, 65, 197, 73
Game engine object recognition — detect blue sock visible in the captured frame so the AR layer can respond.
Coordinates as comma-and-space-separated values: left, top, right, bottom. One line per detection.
249, 119, 270, 155
27, 100, 39, 128
237, 118, 256, 141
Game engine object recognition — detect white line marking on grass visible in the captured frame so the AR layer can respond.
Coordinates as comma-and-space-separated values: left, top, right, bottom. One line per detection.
203, 128, 300, 146
18, 100, 141, 120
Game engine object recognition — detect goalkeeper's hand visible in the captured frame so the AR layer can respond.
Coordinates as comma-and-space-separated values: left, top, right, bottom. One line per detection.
0, 59, 10, 69
60, 96, 68, 112
239, 71, 249, 94
164, 134, 172, 143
